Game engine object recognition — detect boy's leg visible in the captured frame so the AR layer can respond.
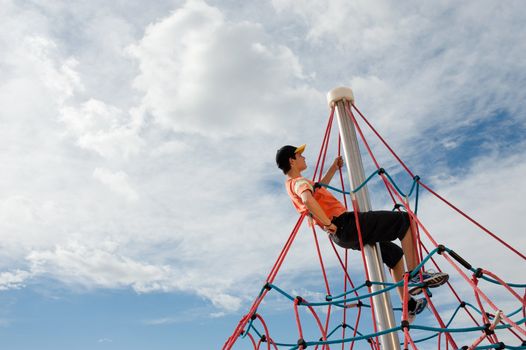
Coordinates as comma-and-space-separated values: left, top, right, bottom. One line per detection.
390, 257, 405, 301
390, 255, 427, 323
400, 227, 417, 272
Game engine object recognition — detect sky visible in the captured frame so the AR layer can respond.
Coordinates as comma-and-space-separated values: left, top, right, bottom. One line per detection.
0, 0, 525, 349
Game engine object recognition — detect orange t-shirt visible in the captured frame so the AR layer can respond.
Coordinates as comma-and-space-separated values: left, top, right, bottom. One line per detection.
285, 176, 346, 227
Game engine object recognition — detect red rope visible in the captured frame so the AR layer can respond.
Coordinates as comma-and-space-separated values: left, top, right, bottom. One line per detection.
420, 243, 482, 329
344, 103, 399, 207
345, 100, 526, 345
267, 213, 306, 283
402, 273, 410, 350
328, 239, 359, 293
481, 269, 526, 305
304, 302, 329, 350
254, 314, 272, 350
223, 214, 306, 350
470, 275, 496, 340
384, 175, 526, 337
351, 103, 526, 261
313, 108, 335, 181
350, 304, 362, 350
336, 136, 352, 350
311, 227, 332, 295
247, 332, 257, 349
350, 198, 380, 344
293, 299, 305, 349
227, 99, 525, 349
310, 226, 333, 347
341, 248, 348, 350
317, 115, 334, 182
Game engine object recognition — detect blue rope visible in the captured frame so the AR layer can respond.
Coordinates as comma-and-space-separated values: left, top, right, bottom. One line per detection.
240, 240, 525, 348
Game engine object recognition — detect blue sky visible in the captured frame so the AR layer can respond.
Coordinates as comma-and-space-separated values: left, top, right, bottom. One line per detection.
1, 0, 525, 349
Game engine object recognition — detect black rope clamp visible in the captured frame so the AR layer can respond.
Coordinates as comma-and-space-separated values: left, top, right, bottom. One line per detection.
437, 244, 446, 254
251, 313, 258, 321
460, 301, 466, 308
357, 300, 364, 307
401, 320, 410, 330
496, 342, 505, 350
341, 322, 348, 329
297, 338, 307, 349
377, 168, 386, 175
393, 203, 403, 210
365, 280, 372, 287
474, 268, 483, 278
483, 323, 494, 335
313, 182, 322, 191
325, 294, 332, 302
413, 175, 420, 181
260, 335, 267, 342
263, 282, 272, 291
460, 346, 468, 350
449, 248, 473, 270
295, 296, 304, 304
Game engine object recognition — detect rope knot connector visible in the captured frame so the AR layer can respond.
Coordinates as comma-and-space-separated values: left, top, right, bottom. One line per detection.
483, 323, 494, 335
297, 338, 308, 349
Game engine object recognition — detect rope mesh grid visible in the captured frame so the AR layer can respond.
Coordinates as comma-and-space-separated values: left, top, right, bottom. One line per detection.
223, 104, 526, 350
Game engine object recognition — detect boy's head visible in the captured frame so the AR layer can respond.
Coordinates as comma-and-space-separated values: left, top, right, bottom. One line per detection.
276, 144, 306, 174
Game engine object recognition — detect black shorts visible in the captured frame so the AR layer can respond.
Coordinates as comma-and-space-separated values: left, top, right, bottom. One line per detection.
330, 211, 410, 269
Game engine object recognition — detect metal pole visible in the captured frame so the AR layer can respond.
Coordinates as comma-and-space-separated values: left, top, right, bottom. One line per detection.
327, 87, 400, 350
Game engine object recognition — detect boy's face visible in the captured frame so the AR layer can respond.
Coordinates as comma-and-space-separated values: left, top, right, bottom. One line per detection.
290, 152, 307, 171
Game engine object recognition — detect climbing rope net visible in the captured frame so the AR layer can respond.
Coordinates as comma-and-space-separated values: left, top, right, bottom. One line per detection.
223, 100, 526, 350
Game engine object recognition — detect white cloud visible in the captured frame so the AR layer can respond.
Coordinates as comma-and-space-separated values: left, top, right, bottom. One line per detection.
93, 167, 139, 201
97, 338, 113, 343
418, 149, 526, 280
151, 140, 188, 156
60, 99, 144, 159
271, 0, 526, 157
0, 1, 523, 331
27, 242, 173, 292
0, 270, 32, 291
128, 0, 321, 137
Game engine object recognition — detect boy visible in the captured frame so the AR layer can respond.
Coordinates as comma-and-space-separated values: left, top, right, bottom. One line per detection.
276, 144, 449, 322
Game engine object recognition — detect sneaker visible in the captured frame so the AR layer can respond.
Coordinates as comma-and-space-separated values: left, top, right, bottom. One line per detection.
407, 298, 427, 324
408, 271, 449, 296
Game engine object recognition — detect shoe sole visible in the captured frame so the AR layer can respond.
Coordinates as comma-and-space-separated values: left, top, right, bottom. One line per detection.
408, 274, 449, 296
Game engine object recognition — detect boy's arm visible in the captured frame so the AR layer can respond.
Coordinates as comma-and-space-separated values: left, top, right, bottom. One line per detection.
300, 190, 337, 234
319, 156, 343, 185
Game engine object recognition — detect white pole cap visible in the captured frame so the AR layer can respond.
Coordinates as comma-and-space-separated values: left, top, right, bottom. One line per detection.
327, 87, 354, 107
